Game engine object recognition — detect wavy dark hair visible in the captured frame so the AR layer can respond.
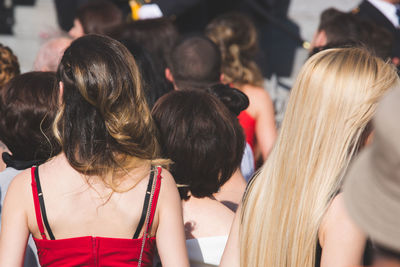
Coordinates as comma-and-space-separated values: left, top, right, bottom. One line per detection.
0, 71, 60, 162
55, 34, 167, 190
0, 43, 20, 88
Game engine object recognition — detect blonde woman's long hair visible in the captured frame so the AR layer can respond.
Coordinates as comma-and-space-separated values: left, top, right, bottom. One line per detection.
240, 47, 399, 267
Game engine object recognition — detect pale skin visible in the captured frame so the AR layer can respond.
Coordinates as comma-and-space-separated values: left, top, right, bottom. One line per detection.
182, 194, 234, 240
235, 83, 277, 161
220, 194, 366, 267
214, 169, 246, 212
68, 19, 85, 39
0, 142, 8, 172
0, 154, 189, 267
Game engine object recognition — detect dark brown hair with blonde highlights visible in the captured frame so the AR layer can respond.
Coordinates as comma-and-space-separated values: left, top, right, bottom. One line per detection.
0, 43, 20, 88
55, 34, 166, 191
205, 12, 263, 87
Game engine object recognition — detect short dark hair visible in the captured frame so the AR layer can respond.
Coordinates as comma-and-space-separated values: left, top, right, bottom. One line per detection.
152, 90, 245, 200
316, 8, 392, 60
318, 8, 364, 44
0, 71, 61, 161
77, 0, 123, 35
118, 39, 172, 109
108, 18, 179, 75
168, 36, 222, 89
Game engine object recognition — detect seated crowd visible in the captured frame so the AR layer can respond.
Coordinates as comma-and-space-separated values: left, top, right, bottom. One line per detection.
0, 1, 400, 267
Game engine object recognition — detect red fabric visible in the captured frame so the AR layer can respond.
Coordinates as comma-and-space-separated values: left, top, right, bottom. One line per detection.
31, 167, 162, 267
238, 110, 256, 150
31, 166, 47, 240
147, 167, 162, 232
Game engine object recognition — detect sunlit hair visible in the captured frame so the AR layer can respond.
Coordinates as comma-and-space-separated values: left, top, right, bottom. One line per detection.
205, 12, 263, 87
240, 47, 399, 267
0, 43, 20, 88
54, 34, 167, 192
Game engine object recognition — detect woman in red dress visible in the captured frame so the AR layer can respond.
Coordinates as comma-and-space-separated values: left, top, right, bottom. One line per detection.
0, 34, 189, 267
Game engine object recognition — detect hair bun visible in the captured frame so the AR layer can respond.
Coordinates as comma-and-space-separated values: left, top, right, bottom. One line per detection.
207, 83, 249, 116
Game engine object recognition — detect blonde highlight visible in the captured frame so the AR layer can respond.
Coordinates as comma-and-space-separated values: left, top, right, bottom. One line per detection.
55, 34, 169, 193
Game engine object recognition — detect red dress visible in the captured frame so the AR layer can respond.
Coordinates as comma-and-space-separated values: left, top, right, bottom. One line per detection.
238, 110, 256, 150
30, 165, 162, 267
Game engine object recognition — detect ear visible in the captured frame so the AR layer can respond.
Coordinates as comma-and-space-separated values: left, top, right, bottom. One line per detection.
312, 30, 328, 48
58, 81, 64, 104
364, 131, 374, 146
219, 73, 225, 83
165, 68, 174, 83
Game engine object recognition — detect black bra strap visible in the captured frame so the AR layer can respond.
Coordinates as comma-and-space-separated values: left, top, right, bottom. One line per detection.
133, 166, 155, 239
34, 166, 55, 240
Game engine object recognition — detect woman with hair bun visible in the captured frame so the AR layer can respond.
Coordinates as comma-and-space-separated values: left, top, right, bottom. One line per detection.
206, 12, 277, 162
220, 47, 399, 267
0, 34, 189, 267
152, 87, 247, 266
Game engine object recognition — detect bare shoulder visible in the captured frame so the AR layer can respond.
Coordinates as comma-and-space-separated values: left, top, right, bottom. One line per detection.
322, 194, 350, 228
320, 194, 348, 244
158, 168, 178, 192
2, 168, 33, 219
7, 168, 32, 198
157, 168, 181, 207
241, 84, 272, 102
241, 84, 273, 115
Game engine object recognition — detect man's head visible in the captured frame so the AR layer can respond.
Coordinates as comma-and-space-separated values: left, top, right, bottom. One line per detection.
166, 36, 222, 90
311, 8, 393, 60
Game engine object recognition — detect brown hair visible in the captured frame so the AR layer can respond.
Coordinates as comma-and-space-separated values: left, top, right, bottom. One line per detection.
76, 0, 123, 35
152, 90, 245, 200
167, 36, 222, 89
205, 12, 263, 87
0, 71, 60, 161
0, 43, 20, 88
55, 34, 167, 191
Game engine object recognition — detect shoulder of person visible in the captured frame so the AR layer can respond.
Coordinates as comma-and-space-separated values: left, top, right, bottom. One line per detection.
319, 193, 364, 247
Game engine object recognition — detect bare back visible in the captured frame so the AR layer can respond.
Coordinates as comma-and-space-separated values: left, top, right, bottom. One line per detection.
26, 154, 159, 240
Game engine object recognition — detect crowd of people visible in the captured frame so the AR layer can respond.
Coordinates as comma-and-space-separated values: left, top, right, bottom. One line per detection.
0, 0, 399, 266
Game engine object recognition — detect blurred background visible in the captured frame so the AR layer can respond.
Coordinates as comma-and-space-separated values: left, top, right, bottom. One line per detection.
0, 0, 358, 74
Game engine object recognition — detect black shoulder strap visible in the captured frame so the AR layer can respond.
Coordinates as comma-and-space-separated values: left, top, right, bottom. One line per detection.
34, 166, 55, 240
133, 166, 155, 239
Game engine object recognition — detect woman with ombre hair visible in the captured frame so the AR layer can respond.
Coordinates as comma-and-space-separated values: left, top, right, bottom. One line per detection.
206, 12, 277, 162
220, 47, 399, 267
0, 35, 189, 267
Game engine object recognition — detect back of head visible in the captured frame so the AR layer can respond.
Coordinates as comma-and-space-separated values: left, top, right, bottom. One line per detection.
118, 39, 171, 109
77, 0, 123, 35
152, 90, 245, 200
316, 8, 392, 60
56, 34, 163, 188
0, 71, 60, 164
33, 37, 72, 72
205, 12, 263, 86
318, 8, 365, 44
0, 43, 20, 88
108, 18, 178, 72
240, 47, 399, 267
168, 36, 222, 89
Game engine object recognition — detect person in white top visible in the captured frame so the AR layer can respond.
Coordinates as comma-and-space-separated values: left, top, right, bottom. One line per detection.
152, 88, 247, 266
